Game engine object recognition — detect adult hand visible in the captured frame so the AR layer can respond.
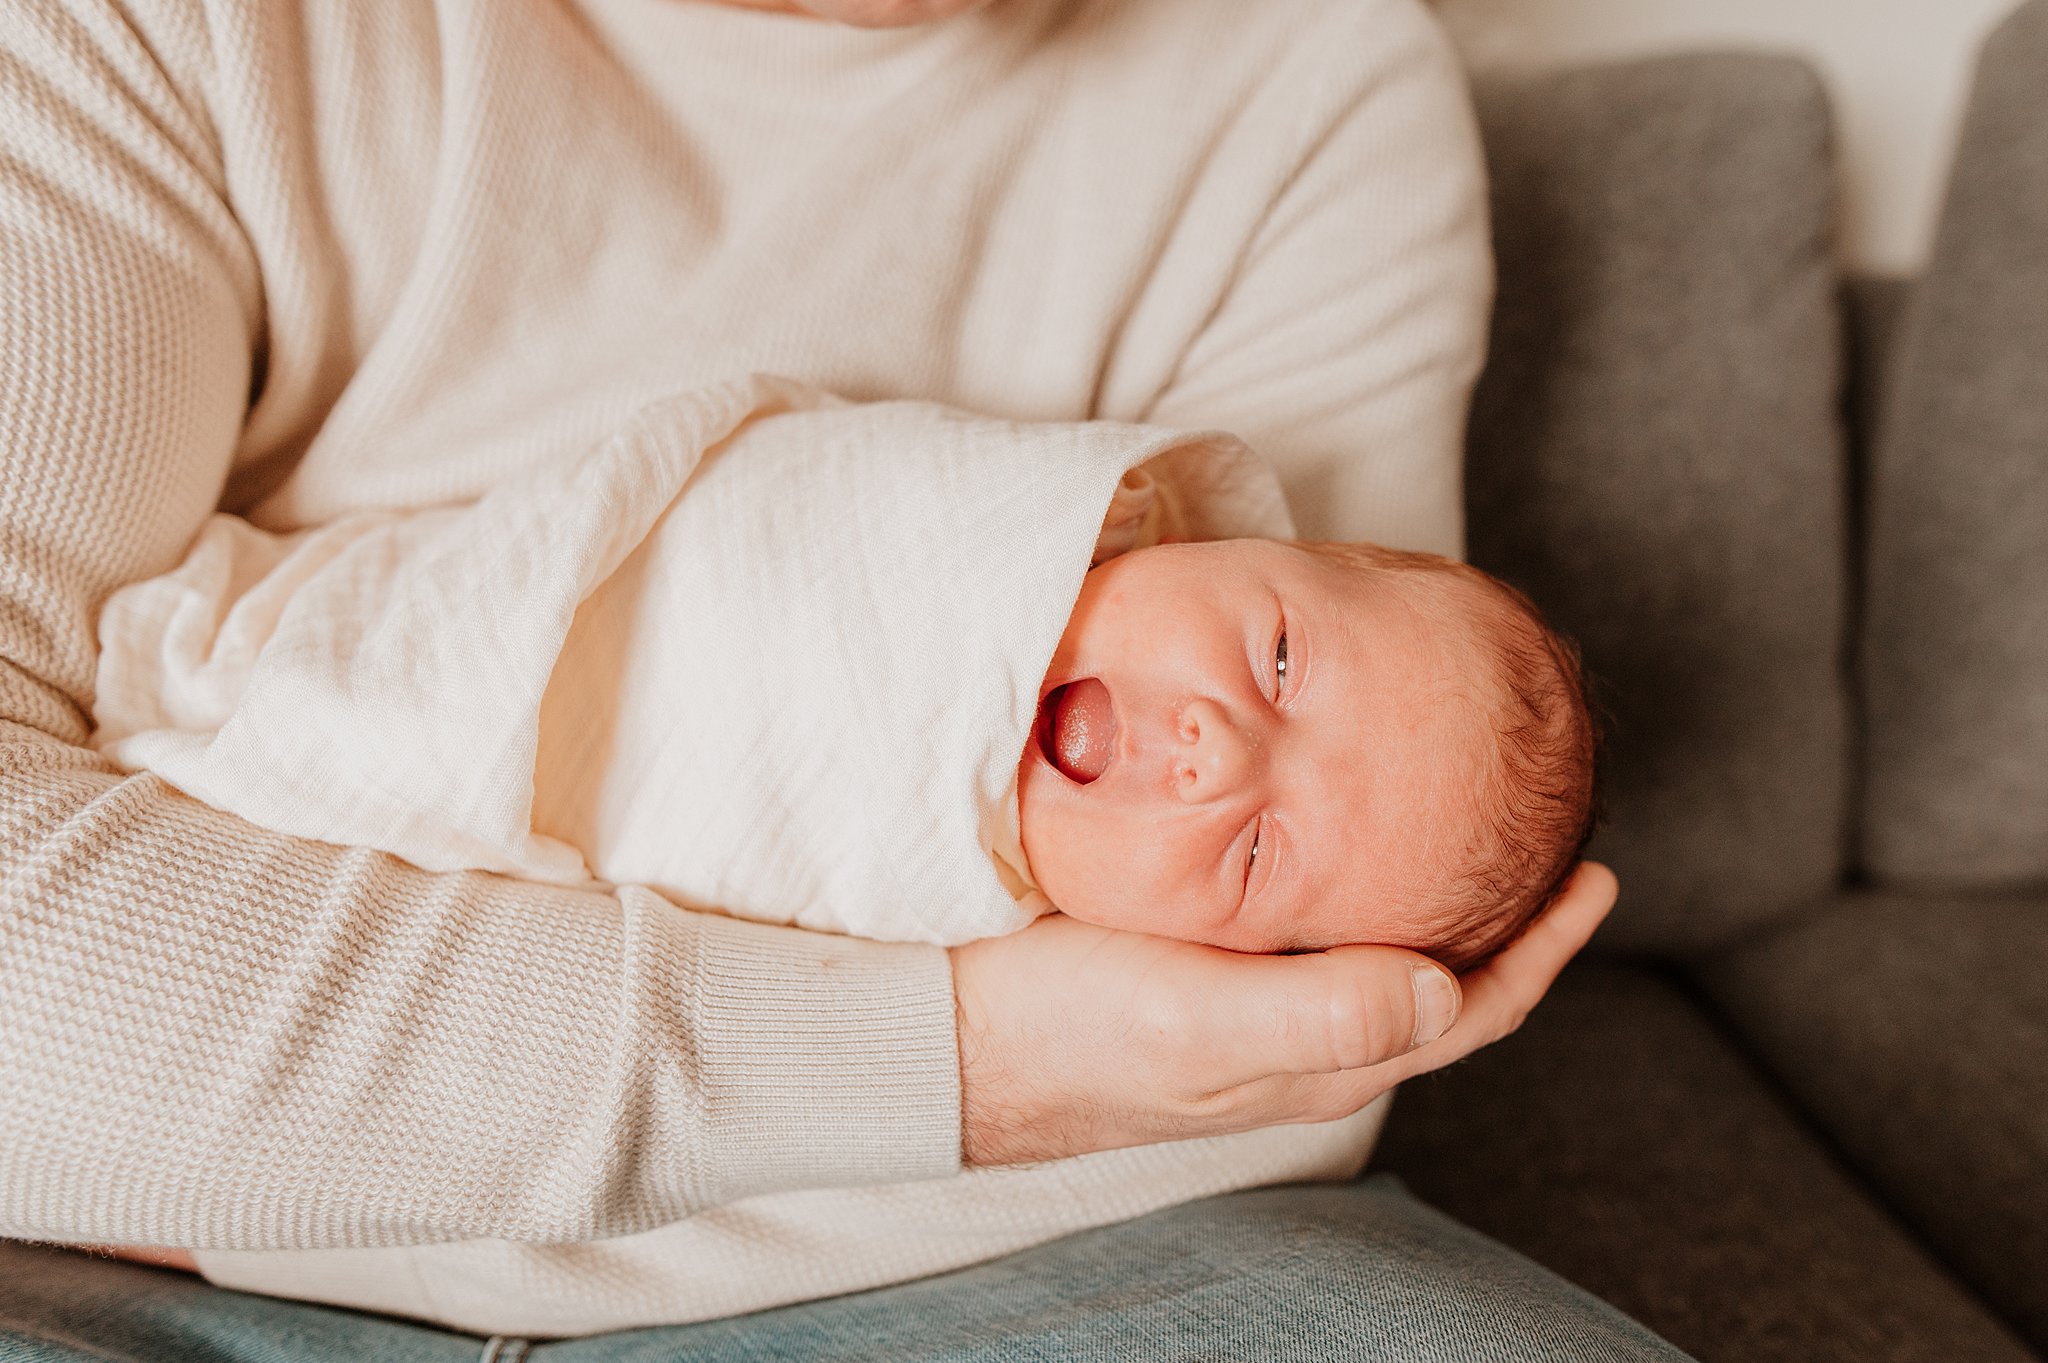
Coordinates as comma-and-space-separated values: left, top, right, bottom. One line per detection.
952, 861, 1617, 1166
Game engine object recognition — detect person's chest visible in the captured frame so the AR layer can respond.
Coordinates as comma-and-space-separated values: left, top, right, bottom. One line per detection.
216, 0, 1319, 529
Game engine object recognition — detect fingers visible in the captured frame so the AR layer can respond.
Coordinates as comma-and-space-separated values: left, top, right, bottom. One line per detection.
1466, 861, 1617, 1016
1223, 862, 1621, 1122
1187, 863, 1615, 1090
1386, 860, 1619, 1075
1174, 944, 1463, 1085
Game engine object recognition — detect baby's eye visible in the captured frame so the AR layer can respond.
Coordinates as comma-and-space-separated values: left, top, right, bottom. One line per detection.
1273, 631, 1289, 693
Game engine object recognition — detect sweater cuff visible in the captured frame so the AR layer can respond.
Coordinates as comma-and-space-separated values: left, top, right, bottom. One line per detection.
191, 1245, 436, 1320
677, 895, 964, 1202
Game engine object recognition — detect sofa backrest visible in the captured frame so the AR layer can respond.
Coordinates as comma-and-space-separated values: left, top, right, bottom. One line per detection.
1465, 54, 1851, 954
1859, 0, 2048, 891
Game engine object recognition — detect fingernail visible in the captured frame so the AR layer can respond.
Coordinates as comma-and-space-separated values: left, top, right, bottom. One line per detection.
1410, 964, 1459, 1047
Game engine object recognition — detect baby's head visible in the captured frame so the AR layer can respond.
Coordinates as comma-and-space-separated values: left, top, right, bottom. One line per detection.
1016, 537, 1597, 971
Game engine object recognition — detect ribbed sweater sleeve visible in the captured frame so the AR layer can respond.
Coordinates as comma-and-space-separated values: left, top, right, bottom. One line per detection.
0, 0, 959, 1251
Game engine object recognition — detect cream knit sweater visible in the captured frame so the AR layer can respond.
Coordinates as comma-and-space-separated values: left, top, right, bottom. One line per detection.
0, 0, 1486, 1286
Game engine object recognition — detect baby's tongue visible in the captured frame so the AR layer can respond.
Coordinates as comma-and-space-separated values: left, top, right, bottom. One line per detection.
1051, 678, 1116, 783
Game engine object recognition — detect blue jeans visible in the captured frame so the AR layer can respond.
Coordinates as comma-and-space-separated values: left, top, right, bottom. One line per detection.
0, 1175, 1692, 1362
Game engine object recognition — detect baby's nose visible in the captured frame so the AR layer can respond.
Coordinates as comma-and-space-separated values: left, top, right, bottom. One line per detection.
1172, 698, 1257, 804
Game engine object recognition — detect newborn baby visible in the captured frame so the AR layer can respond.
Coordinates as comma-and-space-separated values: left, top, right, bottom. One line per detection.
93, 377, 1592, 972
1020, 534, 1592, 972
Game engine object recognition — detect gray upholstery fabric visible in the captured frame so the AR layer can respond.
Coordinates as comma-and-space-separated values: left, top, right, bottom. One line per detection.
1466, 57, 1851, 953
1701, 892, 2048, 1353
1376, 961, 2038, 1363
1861, 0, 2048, 886
1845, 275, 1915, 473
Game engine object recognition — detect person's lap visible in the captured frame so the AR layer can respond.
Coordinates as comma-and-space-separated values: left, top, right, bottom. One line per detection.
0, 1175, 1693, 1363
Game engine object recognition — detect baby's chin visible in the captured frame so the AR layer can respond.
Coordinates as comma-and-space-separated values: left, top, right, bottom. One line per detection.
1050, 890, 1288, 953
1032, 883, 1173, 941
1014, 822, 1261, 950
1013, 777, 1119, 930
1012, 759, 1075, 904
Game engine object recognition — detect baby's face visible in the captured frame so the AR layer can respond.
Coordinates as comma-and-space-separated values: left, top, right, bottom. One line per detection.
1017, 540, 1492, 954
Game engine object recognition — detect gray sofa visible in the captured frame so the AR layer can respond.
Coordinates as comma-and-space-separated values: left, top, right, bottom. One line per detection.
1376, 7, 2048, 1360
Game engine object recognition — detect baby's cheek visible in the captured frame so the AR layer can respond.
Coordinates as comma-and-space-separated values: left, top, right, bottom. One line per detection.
1017, 787, 1117, 924
1017, 775, 1206, 939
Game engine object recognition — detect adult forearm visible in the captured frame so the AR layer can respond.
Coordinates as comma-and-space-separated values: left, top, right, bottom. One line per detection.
0, 722, 960, 1249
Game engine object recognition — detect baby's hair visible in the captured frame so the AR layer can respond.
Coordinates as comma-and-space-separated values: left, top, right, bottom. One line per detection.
1295, 540, 1602, 973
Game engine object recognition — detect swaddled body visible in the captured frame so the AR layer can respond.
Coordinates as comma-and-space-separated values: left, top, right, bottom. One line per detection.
93, 375, 1290, 948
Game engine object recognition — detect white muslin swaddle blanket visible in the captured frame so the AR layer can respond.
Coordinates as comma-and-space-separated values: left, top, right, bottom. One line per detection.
91, 374, 1388, 1335
94, 374, 1293, 943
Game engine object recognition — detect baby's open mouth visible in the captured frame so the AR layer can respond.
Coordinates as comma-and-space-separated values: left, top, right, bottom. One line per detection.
1037, 677, 1117, 784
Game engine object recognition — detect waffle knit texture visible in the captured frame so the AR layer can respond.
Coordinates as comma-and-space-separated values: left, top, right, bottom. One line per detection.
0, 0, 1488, 1323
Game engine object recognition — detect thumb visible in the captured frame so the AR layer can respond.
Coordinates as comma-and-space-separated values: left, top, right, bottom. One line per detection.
1180, 946, 1462, 1085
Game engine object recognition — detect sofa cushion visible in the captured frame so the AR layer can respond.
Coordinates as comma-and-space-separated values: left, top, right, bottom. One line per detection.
0, 1242, 478, 1362
1466, 56, 1851, 953
1376, 960, 2038, 1363
1860, 0, 2048, 888
1701, 891, 2048, 1353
